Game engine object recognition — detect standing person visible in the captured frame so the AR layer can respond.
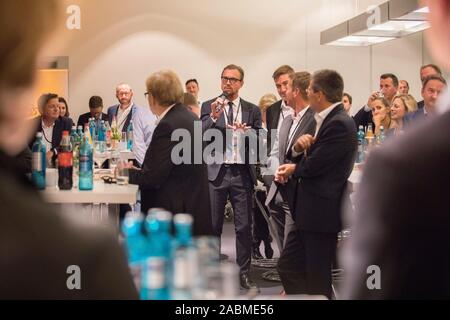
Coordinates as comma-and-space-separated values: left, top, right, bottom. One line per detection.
265, 72, 316, 250
275, 70, 357, 299
126, 70, 213, 236
201, 64, 262, 290
33, 93, 72, 167
342, 0, 450, 299
266, 65, 295, 157
185, 78, 202, 106
0, 0, 137, 299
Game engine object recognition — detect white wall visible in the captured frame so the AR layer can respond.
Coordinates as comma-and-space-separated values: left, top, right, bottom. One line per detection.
52, 0, 440, 121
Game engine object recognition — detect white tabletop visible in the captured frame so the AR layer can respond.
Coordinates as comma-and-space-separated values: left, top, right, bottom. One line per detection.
41, 181, 139, 204
348, 166, 363, 192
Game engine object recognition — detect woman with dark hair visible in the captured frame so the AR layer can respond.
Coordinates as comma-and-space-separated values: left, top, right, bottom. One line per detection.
58, 96, 74, 126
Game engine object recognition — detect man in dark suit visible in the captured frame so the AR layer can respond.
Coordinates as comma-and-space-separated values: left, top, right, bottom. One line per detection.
32, 93, 72, 166
77, 95, 108, 128
264, 72, 316, 251
405, 74, 447, 124
265, 65, 295, 158
275, 70, 357, 299
353, 73, 398, 130
201, 64, 262, 290
127, 70, 213, 237
343, 0, 450, 299
417, 64, 443, 109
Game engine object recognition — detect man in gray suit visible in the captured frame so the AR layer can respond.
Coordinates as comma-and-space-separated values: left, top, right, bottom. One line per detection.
264, 72, 316, 250
342, 0, 450, 299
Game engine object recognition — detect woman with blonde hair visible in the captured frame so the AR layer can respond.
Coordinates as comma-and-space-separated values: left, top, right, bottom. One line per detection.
258, 93, 277, 128
389, 94, 417, 136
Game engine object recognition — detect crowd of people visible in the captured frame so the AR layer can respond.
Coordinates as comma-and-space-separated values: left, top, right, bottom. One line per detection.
1, 0, 449, 300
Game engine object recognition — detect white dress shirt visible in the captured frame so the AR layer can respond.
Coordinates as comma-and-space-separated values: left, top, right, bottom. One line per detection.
276, 100, 294, 134
314, 102, 342, 137
117, 103, 133, 132
41, 120, 54, 152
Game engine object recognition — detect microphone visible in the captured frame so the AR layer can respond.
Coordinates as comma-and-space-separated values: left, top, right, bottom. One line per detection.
215, 92, 229, 113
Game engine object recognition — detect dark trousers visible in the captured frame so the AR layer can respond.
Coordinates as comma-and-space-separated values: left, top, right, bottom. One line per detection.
277, 227, 337, 299
209, 164, 253, 274
252, 188, 271, 247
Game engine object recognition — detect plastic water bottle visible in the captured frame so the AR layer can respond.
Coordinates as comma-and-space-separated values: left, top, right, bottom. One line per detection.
356, 125, 365, 163
31, 132, 46, 189
171, 214, 197, 300
89, 118, 96, 141
79, 134, 93, 191
122, 212, 147, 295
97, 120, 106, 142
141, 209, 172, 300
377, 126, 386, 145
127, 120, 134, 151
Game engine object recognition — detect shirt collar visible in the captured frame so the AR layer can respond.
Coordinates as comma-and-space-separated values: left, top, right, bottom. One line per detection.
41, 118, 56, 129
294, 106, 310, 121
228, 97, 241, 108
155, 104, 176, 125
315, 102, 341, 123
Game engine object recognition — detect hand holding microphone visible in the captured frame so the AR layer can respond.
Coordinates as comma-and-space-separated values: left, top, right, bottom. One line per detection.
210, 92, 228, 120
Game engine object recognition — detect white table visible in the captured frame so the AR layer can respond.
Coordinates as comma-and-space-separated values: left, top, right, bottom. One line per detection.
347, 167, 363, 192
41, 181, 139, 230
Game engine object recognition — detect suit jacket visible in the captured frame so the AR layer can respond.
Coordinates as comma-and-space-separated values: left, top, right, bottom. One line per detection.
266, 100, 282, 156
0, 149, 138, 299
353, 105, 374, 130
266, 107, 316, 208
107, 104, 137, 132
32, 117, 73, 163
201, 97, 262, 185
77, 112, 108, 128
417, 99, 425, 109
293, 104, 357, 233
343, 110, 450, 299
404, 106, 426, 125
129, 104, 213, 236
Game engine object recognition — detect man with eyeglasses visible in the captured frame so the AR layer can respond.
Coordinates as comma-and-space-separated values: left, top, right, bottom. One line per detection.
201, 64, 262, 291
107, 83, 156, 167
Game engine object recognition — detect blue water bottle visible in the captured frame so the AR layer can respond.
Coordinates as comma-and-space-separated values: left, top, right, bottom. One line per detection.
79, 134, 93, 190
31, 132, 46, 189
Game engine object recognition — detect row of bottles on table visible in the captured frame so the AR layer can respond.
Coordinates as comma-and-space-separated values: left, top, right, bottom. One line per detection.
122, 210, 236, 300
356, 124, 386, 164
31, 127, 94, 191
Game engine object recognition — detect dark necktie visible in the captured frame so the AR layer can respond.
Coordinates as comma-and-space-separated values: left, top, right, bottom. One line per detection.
228, 102, 234, 125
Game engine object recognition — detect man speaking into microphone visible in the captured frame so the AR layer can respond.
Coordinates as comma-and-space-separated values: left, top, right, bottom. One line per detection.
201, 64, 262, 291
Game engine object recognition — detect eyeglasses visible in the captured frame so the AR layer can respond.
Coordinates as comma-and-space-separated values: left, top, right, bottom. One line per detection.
221, 76, 242, 85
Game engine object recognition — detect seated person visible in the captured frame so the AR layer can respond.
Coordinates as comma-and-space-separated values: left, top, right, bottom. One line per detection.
342, 93, 352, 115
370, 97, 391, 136
58, 97, 73, 126
181, 92, 200, 118
77, 95, 108, 128
389, 94, 417, 136
32, 93, 72, 167
405, 74, 447, 124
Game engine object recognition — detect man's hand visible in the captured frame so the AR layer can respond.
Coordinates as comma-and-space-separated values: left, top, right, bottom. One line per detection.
293, 134, 315, 153
367, 91, 380, 107
46, 151, 53, 166
228, 122, 251, 131
210, 97, 226, 120
275, 164, 296, 184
